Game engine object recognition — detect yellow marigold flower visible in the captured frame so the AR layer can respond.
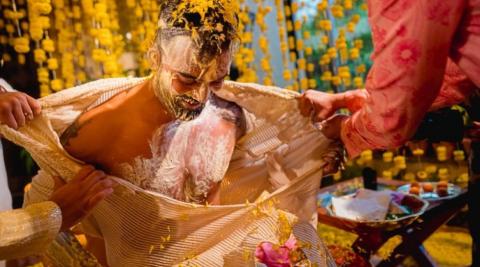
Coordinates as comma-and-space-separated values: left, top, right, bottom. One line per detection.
37, 68, 50, 84
296, 39, 304, 51
260, 58, 271, 72
20, 21, 29, 31
13, 37, 30, 53
288, 36, 295, 50
135, 6, 143, 18
317, 1, 328, 11
382, 170, 393, 180
292, 82, 299, 91
77, 71, 87, 82
54, 0, 65, 8
263, 76, 273, 86
309, 79, 317, 88
39, 16, 51, 29
125, 0, 134, 8
2, 53, 11, 62
98, 28, 113, 47
417, 171, 428, 180
453, 150, 465, 161
294, 20, 302, 31
17, 54, 26, 65
286, 20, 293, 32
321, 71, 332, 81
307, 63, 315, 72
347, 22, 356, 33
289, 51, 297, 62
40, 84, 50, 97
292, 69, 298, 79
339, 70, 351, 79
327, 47, 337, 58
104, 59, 118, 75
42, 39, 55, 52
350, 48, 360, 59
361, 150, 373, 162
438, 168, 449, 181
95, 2, 107, 13
280, 41, 288, 53
291, 2, 298, 13
5, 24, 15, 34
303, 31, 311, 40
425, 165, 437, 174
32, 2, 52, 15
404, 172, 415, 182
356, 64, 366, 73
337, 41, 347, 49
297, 58, 306, 70
34, 49, 47, 63
354, 39, 364, 49
331, 76, 341, 86
321, 35, 329, 44
72, 5, 81, 19
283, 70, 292, 81
300, 78, 309, 90
351, 14, 361, 24
457, 173, 469, 183
413, 149, 425, 156
258, 36, 268, 52
383, 151, 393, 163
51, 79, 64, 92
47, 58, 58, 70
344, 0, 353, 10
92, 48, 106, 62
394, 156, 407, 169
353, 76, 363, 88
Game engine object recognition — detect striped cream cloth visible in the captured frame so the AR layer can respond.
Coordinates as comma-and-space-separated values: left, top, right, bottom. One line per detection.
0, 77, 337, 266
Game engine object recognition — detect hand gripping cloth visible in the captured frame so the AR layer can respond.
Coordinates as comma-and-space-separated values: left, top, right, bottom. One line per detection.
0, 77, 337, 266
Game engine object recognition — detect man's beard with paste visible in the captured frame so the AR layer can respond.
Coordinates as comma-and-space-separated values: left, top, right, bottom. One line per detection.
153, 72, 205, 121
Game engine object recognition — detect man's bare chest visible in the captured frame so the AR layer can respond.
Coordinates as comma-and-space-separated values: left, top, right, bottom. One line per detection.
61, 111, 171, 172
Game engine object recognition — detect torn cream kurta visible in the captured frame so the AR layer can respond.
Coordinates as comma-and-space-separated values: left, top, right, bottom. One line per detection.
0, 77, 338, 267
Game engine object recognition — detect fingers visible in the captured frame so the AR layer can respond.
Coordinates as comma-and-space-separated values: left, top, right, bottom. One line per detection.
1, 111, 18, 129
85, 187, 114, 211
298, 94, 312, 117
25, 95, 41, 115
81, 170, 107, 190
315, 109, 331, 122
12, 101, 26, 128
86, 178, 114, 197
71, 165, 96, 183
19, 96, 34, 120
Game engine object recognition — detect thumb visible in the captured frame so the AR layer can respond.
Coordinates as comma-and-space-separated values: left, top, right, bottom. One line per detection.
52, 175, 66, 191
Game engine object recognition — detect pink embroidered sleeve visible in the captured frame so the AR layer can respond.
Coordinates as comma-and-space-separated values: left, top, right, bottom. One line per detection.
341, 0, 467, 157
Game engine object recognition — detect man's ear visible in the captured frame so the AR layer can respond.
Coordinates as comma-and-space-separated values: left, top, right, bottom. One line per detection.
148, 46, 161, 71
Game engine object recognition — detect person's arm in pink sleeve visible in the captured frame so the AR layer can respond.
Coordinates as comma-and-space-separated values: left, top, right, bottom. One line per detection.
430, 59, 478, 111
341, 0, 467, 157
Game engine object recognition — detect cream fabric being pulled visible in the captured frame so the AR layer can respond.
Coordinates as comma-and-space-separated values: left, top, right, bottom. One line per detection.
0, 77, 337, 266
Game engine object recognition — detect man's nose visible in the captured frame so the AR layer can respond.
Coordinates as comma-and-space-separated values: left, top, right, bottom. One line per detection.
194, 83, 209, 102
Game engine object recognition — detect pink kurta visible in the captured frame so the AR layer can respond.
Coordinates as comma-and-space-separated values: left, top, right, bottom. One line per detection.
342, 0, 480, 157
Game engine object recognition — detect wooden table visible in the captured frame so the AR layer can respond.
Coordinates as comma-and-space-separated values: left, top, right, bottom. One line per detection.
317, 178, 468, 267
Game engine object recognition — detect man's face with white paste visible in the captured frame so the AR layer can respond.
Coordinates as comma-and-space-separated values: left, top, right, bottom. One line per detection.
154, 35, 232, 121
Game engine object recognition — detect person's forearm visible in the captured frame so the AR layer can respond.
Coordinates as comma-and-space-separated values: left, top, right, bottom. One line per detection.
339, 0, 465, 158
0, 201, 62, 260
332, 89, 369, 113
